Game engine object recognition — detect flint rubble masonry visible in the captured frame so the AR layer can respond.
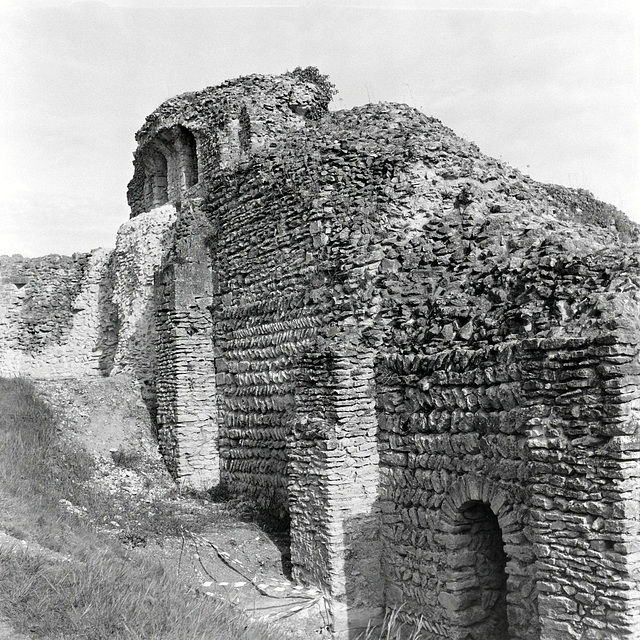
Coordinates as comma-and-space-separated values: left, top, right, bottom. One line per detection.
2, 69, 640, 639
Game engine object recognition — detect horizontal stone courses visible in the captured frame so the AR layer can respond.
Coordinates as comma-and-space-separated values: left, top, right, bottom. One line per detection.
225, 446, 287, 460
221, 394, 294, 411
228, 441, 288, 454
379, 345, 520, 376
222, 412, 289, 428
214, 292, 326, 319
217, 342, 308, 361
221, 315, 320, 338
226, 458, 288, 473
380, 408, 528, 436
219, 380, 296, 396
221, 369, 297, 385
219, 328, 317, 350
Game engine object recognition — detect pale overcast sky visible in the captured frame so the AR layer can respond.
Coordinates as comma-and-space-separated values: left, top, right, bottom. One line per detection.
1, 0, 638, 257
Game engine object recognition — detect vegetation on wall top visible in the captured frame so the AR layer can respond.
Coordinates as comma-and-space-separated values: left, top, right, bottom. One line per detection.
287, 66, 338, 120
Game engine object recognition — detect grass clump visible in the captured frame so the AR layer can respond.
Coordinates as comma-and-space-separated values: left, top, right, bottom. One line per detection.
0, 377, 279, 640
0, 377, 95, 510
356, 608, 428, 640
0, 547, 267, 640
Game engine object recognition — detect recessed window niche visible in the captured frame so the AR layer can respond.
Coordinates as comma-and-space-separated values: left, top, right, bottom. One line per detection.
140, 126, 199, 212
143, 147, 169, 209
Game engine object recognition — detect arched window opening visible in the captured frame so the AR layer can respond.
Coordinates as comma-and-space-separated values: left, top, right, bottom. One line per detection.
446, 501, 509, 640
144, 147, 168, 209
138, 127, 199, 213
177, 127, 198, 191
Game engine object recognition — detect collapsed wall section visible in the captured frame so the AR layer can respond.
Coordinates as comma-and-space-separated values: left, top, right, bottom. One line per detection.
127, 70, 334, 217
108, 204, 176, 402
0, 205, 176, 406
0, 250, 116, 378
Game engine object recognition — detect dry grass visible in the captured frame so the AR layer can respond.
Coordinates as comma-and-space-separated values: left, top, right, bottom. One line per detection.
0, 377, 281, 640
357, 607, 427, 640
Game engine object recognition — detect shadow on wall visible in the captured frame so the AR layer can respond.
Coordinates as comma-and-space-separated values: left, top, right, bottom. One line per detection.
94, 247, 162, 425
123, 301, 158, 414
342, 508, 384, 640
96, 251, 119, 376
256, 507, 293, 581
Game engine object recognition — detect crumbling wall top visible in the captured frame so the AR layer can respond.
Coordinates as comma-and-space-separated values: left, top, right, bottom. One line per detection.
135, 69, 335, 146
127, 68, 336, 217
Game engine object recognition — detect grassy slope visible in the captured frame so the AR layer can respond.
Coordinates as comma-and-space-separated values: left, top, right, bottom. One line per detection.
0, 377, 424, 640
0, 377, 281, 640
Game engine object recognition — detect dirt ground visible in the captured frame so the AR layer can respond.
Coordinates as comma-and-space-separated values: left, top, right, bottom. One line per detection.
2, 374, 332, 639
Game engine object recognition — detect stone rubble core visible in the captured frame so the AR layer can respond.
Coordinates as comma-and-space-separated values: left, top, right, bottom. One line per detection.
2, 68, 640, 639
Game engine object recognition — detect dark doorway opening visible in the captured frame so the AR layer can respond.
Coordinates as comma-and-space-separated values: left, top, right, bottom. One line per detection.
446, 501, 509, 640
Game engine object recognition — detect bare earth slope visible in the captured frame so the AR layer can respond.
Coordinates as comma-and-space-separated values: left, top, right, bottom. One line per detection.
0, 374, 330, 639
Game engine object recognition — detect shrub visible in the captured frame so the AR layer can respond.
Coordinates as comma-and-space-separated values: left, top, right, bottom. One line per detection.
288, 66, 338, 119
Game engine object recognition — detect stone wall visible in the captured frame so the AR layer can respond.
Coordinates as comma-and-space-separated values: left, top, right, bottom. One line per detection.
154, 200, 218, 489
3, 70, 640, 639
376, 344, 535, 640
141, 82, 640, 637
126, 70, 338, 503
375, 332, 640, 640
0, 250, 112, 377
525, 335, 640, 640
199, 90, 640, 637
0, 205, 175, 395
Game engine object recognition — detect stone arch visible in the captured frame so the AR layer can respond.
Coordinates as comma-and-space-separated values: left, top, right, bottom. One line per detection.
441, 500, 509, 640
437, 476, 539, 640
175, 126, 199, 191
139, 126, 199, 211
143, 147, 169, 210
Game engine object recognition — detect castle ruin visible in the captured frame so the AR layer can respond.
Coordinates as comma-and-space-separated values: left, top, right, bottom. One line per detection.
2, 69, 640, 639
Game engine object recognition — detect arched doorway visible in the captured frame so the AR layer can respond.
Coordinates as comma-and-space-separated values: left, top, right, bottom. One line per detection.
443, 500, 509, 640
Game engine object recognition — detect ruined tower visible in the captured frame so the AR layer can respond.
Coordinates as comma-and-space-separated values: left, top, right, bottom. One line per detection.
3, 69, 640, 639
